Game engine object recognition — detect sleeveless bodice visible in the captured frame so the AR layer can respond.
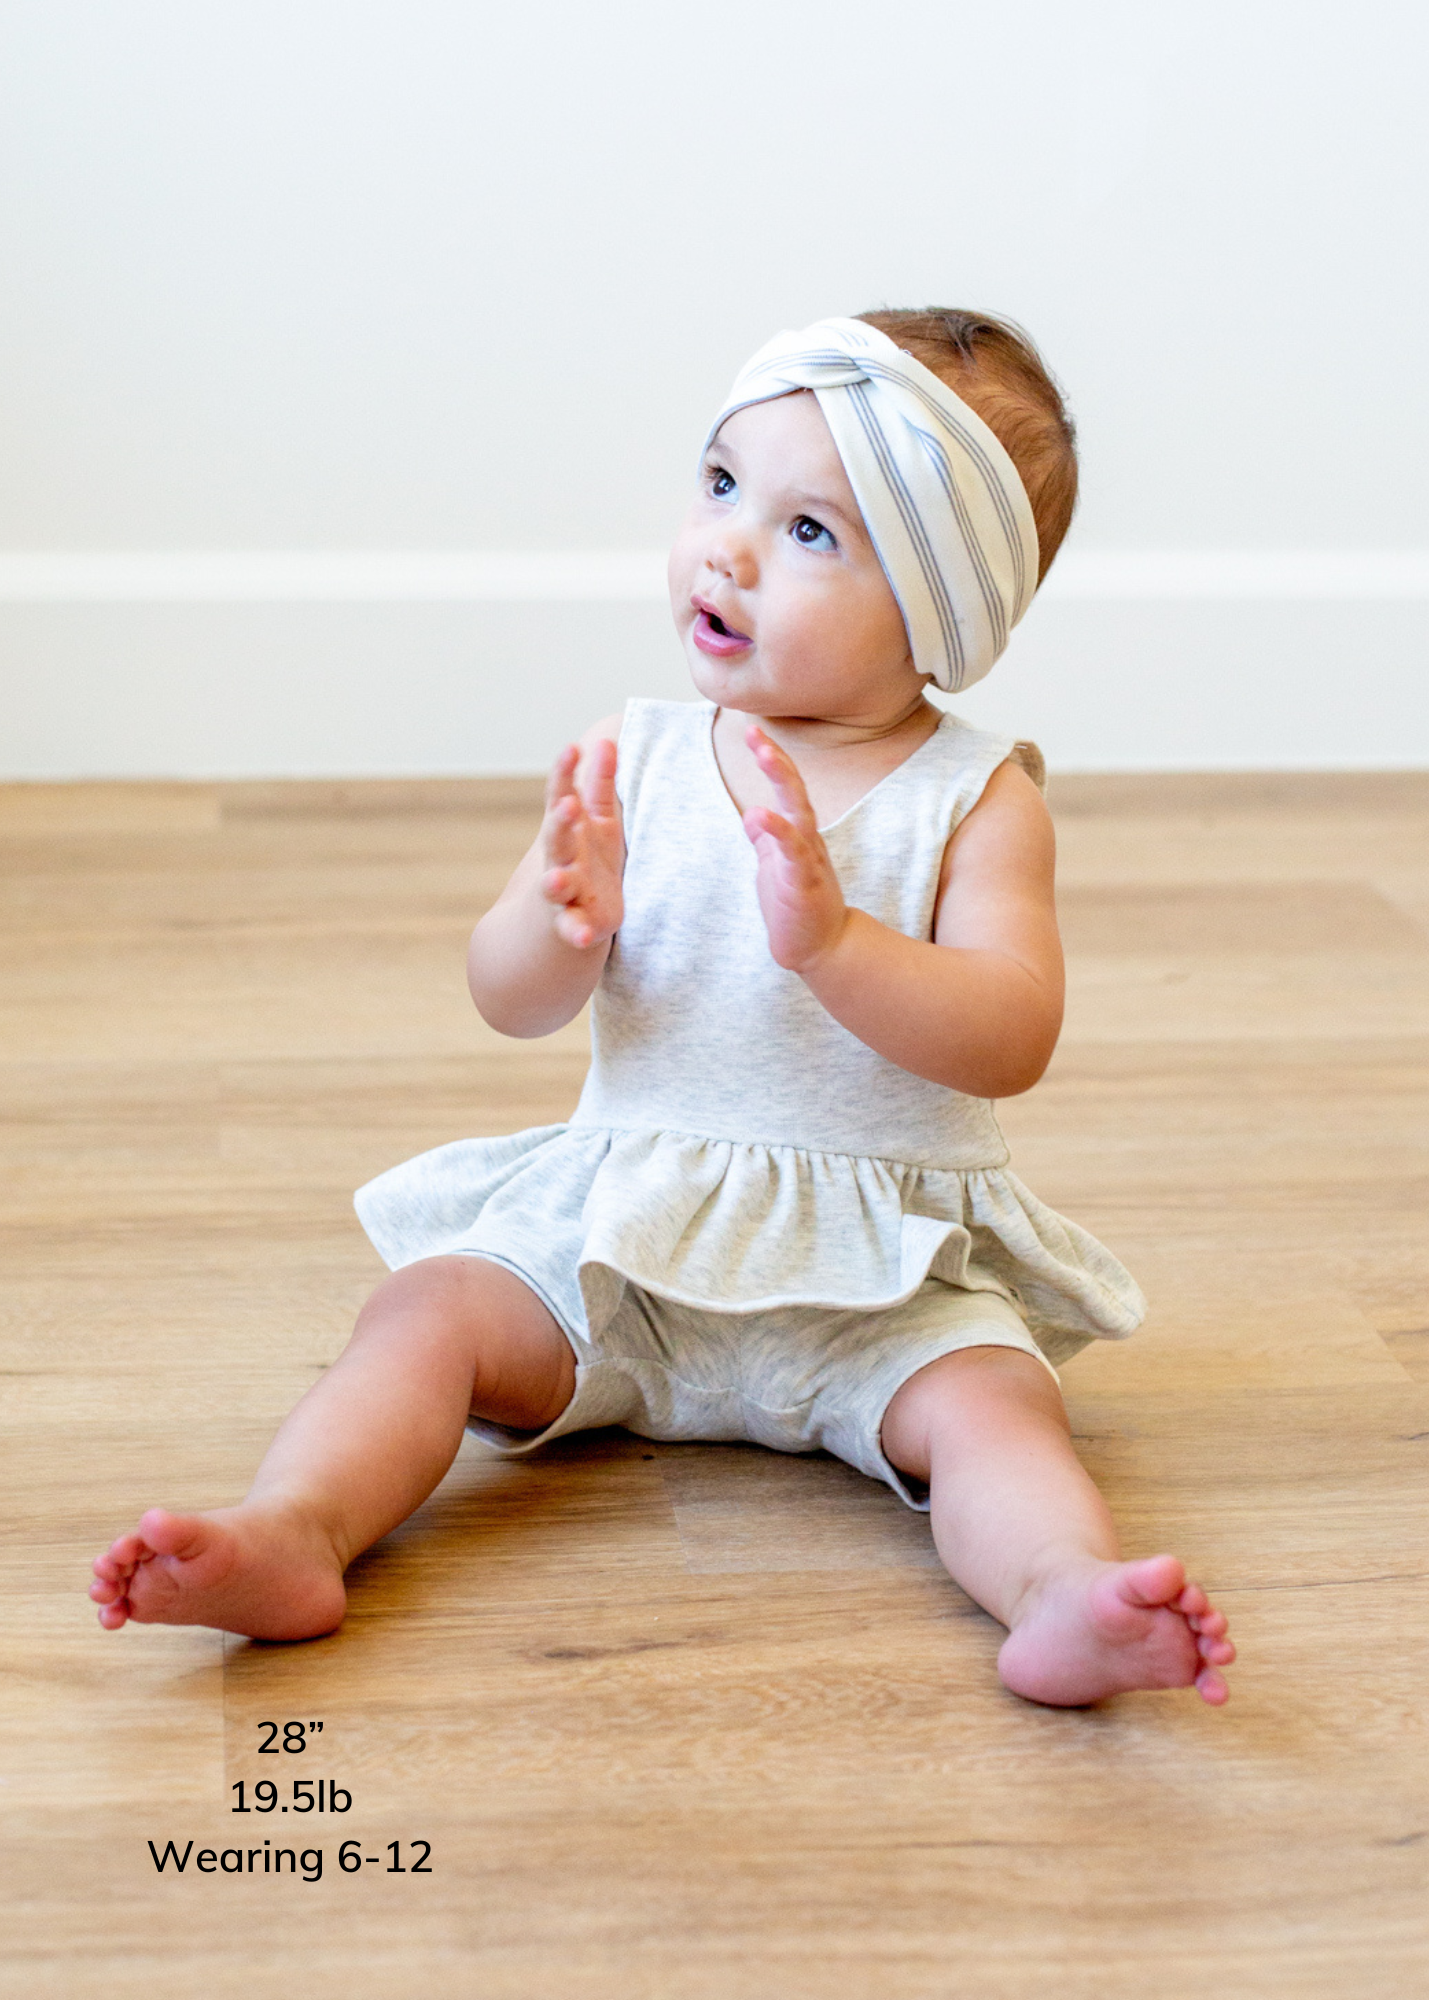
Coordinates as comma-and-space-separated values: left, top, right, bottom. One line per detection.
574, 699, 1010, 1168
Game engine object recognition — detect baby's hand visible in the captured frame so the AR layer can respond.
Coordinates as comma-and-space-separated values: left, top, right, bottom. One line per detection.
540, 738, 624, 950
742, 727, 849, 972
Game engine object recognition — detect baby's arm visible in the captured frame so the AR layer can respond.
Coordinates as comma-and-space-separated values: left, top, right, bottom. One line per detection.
743, 729, 1063, 1097
467, 716, 624, 1036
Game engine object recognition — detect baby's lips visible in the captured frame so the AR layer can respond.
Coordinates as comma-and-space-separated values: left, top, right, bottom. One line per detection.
692, 608, 754, 660
691, 594, 751, 643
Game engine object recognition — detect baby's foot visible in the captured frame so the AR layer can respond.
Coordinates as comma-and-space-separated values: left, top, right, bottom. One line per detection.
90, 1503, 347, 1640
997, 1553, 1234, 1707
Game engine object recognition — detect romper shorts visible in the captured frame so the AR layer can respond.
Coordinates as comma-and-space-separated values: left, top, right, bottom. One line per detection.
463, 1263, 1068, 1511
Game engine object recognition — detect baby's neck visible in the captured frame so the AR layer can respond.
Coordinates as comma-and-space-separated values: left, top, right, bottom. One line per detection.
711, 697, 941, 829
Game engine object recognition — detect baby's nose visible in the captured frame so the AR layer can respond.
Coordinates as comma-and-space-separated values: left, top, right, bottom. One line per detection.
705, 530, 757, 589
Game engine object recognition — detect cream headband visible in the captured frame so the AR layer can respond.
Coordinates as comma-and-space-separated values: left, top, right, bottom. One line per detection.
703, 316, 1040, 693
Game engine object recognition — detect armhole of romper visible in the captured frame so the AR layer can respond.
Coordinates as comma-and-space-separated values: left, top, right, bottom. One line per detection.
943, 732, 1047, 837
1007, 740, 1047, 793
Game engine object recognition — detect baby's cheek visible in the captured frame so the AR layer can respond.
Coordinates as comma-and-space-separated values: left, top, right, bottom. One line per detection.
787, 599, 860, 680
759, 615, 822, 692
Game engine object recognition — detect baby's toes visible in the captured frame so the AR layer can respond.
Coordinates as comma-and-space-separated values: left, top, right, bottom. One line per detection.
1190, 1606, 1229, 1639
1195, 1666, 1230, 1705
1198, 1633, 1236, 1666
100, 1532, 150, 1570
96, 1600, 130, 1631
1176, 1581, 1210, 1619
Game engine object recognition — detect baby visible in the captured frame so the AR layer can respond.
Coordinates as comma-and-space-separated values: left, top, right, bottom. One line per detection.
92, 309, 1234, 1706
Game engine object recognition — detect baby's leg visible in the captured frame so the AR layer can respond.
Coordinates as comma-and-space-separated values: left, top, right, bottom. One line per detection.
90, 1257, 574, 1639
881, 1346, 1235, 1705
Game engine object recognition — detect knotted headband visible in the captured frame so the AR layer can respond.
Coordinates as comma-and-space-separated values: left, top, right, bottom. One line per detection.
703, 317, 1040, 693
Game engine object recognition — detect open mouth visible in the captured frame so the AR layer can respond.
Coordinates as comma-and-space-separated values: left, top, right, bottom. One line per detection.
692, 599, 752, 656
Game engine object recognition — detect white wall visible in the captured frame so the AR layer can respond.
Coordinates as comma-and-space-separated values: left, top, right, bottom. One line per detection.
1, 1, 1425, 776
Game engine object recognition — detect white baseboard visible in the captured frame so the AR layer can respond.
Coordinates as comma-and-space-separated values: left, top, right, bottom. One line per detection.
1, 554, 1425, 777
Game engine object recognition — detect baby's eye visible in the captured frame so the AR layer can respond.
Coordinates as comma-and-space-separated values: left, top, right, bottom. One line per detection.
706, 465, 736, 501
791, 515, 835, 550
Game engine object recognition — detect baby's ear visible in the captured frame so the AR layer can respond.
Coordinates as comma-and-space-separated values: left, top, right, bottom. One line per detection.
1008, 741, 1046, 793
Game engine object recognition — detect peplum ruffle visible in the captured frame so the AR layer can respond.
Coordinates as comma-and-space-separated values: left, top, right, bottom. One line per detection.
354, 1121, 1144, 1366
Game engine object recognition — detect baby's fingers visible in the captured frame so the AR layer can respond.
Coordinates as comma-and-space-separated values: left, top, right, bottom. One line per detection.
552, 903, 602, 951
743, 806, 825, 893
746, 726, 817, 831
743, 802, 824, 874
544, 743, 580, 814
543, 789, 584, 871
540, 863, 579, 908
580, 736, 619, 821
742, 804, 800, 855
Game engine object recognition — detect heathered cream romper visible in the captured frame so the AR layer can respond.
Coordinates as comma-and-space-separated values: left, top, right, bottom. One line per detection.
355, 699, 1144, 1507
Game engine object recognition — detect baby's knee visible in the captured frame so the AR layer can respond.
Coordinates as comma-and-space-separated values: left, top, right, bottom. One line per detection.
883, 1341, 1066, 1470
352, 1257, 545, 1373
357, 1255, 483, 1334
353, 1257, 571, 1414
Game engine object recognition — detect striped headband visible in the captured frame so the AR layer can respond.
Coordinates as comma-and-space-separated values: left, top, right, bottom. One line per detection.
703, 317, 1040, 693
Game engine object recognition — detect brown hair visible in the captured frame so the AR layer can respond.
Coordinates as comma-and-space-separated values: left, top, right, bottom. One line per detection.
857, 307, 1077, 584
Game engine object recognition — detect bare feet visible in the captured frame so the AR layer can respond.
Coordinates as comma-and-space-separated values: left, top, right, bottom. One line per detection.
90, 1502, 347, 1641
997, 1553, 1235, 1707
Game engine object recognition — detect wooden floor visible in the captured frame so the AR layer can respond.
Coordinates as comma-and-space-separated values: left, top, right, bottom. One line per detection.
2, 768, 1428, 1998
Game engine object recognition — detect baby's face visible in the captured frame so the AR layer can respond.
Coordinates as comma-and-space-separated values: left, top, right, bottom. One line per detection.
668, 390, 925, 722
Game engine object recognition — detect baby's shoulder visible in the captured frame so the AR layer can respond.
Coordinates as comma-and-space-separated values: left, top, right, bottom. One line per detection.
953, 753, 1053, 841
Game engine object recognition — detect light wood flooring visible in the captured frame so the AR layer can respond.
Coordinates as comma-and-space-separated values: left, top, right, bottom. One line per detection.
2, 769, 1427, 1998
